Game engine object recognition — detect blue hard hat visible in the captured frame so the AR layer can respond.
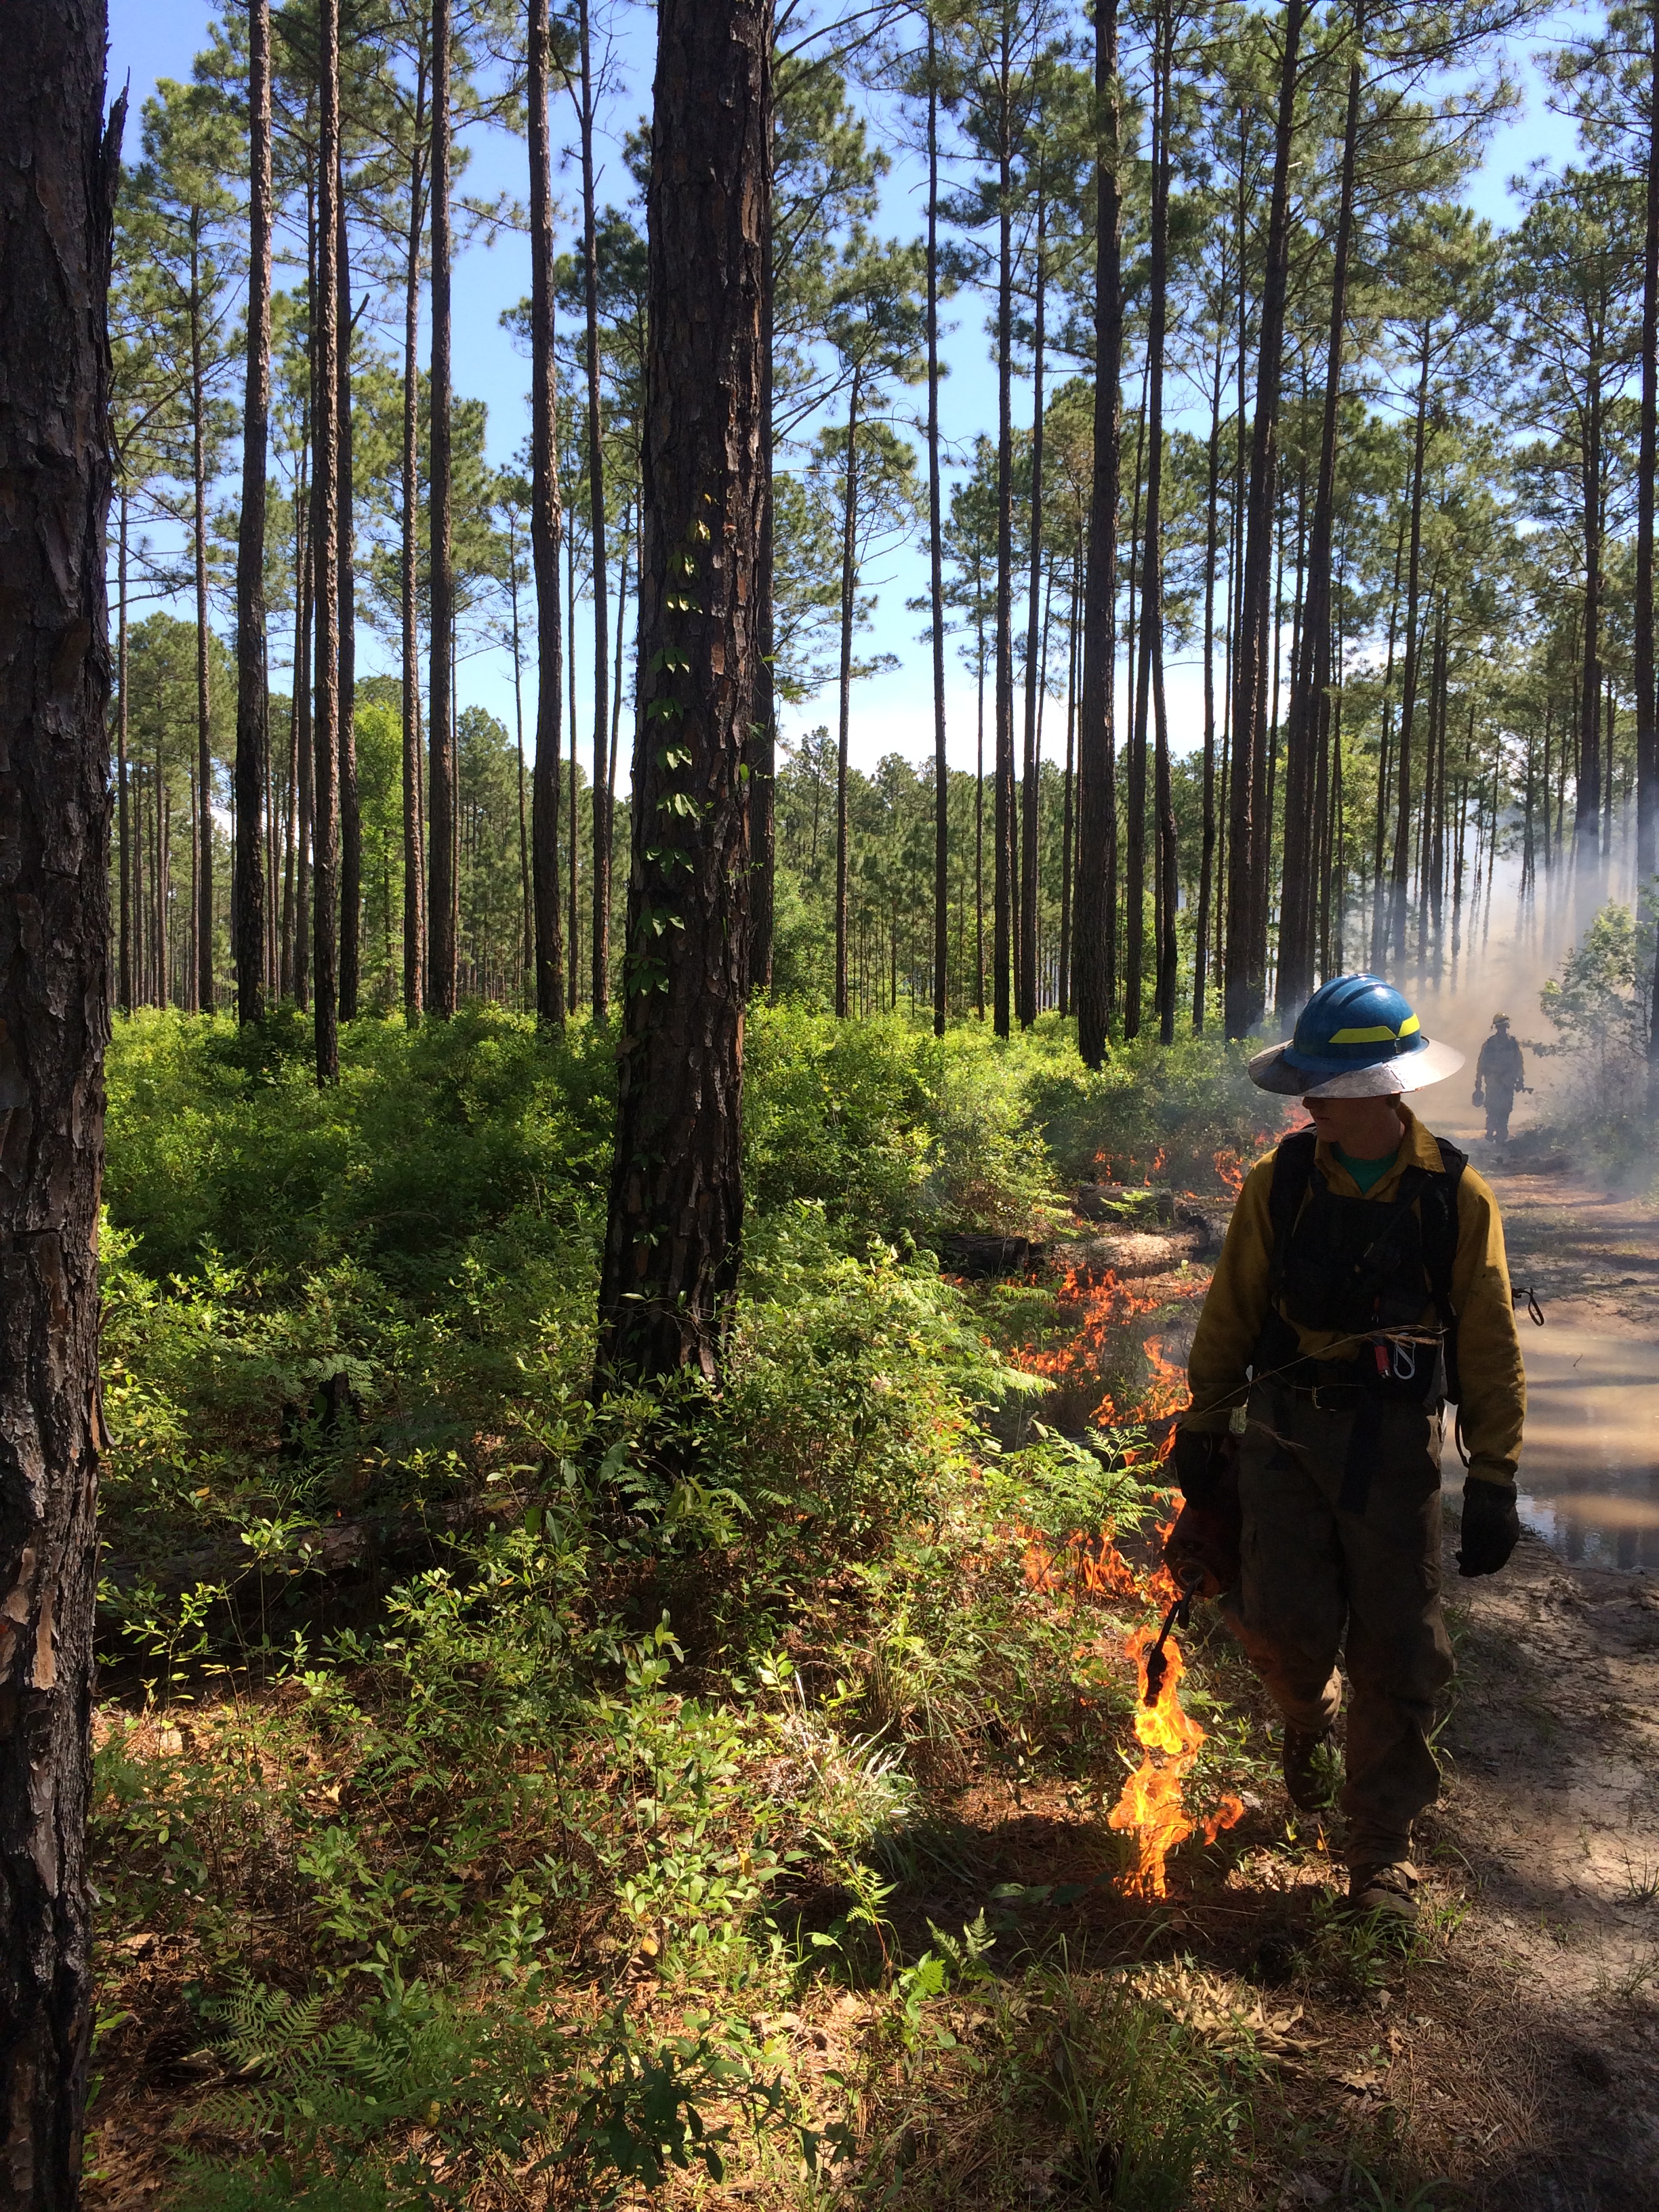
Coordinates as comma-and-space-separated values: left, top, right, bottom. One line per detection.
1248, 975, 1465, 1097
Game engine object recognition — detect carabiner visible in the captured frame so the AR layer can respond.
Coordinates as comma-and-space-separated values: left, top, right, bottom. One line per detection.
1391, 1336, 1417, 1382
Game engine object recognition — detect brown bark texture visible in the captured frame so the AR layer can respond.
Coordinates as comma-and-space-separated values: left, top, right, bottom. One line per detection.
595, 0, 770, 1389
529, 0, 565, 1024
1223, 0, 1303, 1039
336, 176, 359, 1023
312, 0, 342, 1087
234, 0, 272, 1026
579, 0, 611, 1020
0, 9, 119, 2200
1074, 0, 1121, 1070
426, 0, 456, 1018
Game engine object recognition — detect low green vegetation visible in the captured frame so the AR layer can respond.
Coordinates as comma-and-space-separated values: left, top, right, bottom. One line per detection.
93, 1008, 1453, 2210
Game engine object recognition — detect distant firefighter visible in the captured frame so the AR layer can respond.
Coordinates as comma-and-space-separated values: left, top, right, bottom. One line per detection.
1473, 1015, 1525, 1143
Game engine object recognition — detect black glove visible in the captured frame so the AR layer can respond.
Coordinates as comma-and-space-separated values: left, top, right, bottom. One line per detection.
1172, 1426, 1227, 1504
1457, 1479, 1520, 1578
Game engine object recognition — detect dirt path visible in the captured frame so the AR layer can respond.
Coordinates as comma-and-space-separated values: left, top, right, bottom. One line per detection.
1427, 1146, 1659, 2209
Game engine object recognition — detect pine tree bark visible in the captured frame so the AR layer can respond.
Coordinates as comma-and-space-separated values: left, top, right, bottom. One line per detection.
234, 0, 272, 1027
1389, 338, 1431, 965
928, 16, 948, 1039
0, 18, 119, 2197
1193, 335, 1224, 1030
749, 150, 777, 993
118, 490, 134, 1016
1640, 1, 1659, 896
595, 0, 769, 1390
312, 0, 341, 1086
1223, 0, 1303, 1038
400, 100, 428, 1020
529, 0, 566, 1024
992, 16, 1017, 1040
1075, 0, 1122, 1069
190, 218, 213, 1015
1278, 5, 1361, 1012
577, 0, 611, 1018
834, 368, 861, 1019
336, 177, 360, 1022
426, 0, 456, 1017
1576, 368, 1604, 863
1019, 183, 1047, 1029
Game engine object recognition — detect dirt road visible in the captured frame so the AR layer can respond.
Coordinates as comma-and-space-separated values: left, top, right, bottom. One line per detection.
1428, 1144, 1659, 2209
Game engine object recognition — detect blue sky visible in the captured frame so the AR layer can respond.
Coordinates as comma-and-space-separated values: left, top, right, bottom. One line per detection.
106, 0, 1586, 782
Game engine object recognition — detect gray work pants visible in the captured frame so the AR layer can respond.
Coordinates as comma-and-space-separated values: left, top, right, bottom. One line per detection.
1223, 1381, 1454, 1871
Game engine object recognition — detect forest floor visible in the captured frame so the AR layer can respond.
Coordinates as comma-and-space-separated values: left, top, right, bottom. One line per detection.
76, 1019, 1659, 2211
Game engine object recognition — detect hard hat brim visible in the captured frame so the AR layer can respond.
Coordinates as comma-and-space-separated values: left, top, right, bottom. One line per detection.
1247, 1034, 1466, 1097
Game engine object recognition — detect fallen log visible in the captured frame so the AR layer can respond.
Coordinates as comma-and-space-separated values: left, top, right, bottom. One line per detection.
937, 1231, 1047, 1278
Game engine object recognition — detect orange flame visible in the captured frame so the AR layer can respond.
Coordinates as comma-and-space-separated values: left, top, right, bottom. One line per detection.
1107, 1623, 1244, 1898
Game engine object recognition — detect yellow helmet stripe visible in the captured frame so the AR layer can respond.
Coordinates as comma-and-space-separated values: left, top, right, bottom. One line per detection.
1328, 1015, 1420, 1044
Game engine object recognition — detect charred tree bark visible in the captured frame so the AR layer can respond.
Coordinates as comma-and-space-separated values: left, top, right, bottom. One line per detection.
234, 0, 272, 1027
1075, 0, 1122, 1069
0, 17, 119, 2198
1223, 0, 1303, 1038
426, 0, 456, 1017
595, 0, 769, 1391
529, 0, 565, 1025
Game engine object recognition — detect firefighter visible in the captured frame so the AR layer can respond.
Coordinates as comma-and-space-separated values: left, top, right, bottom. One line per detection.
1473, 1013, 1526, 1144
1173, 974, 1525, 1923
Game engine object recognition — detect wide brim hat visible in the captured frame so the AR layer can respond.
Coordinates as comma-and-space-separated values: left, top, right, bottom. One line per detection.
1248, 1031, 1465, 1098
1248, 973, 1467, 1097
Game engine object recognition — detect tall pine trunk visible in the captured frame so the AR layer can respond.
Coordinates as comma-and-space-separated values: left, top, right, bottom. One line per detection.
426, 0, 456, 1017
336, 178, 360, 1021
834, 368, 861, 1018
1278, 5, 1361, 1010
596, 0, 769, 1389
400, 102, 428, 1019
1389, 336, 1431, 965
993, 14, 1015, 1037
1019, 182, 1046, 1027
1075, 0, 1122, 1068
190, 218, 213, 1015
578, 0, 611, 1017
927, 14, 948, 1038
234, 0, 271, 1027
529, 0, 565, 1023
1645, 14, 1659, 1072
0, 22, 119, 2195
312, 0, 341, 1086
1577, 370, 1604, 864
118, 489, 134, 1014
1193, 334, 1223, 1030
1223, 0, 1303, 1038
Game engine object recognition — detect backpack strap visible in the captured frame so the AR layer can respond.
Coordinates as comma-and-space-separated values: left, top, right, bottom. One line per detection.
1264, 1128, 1319, 1304
1422, 1136, 1467, 1401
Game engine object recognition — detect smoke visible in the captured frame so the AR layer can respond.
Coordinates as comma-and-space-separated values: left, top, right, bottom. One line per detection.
1370, 803, 1653, 1151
